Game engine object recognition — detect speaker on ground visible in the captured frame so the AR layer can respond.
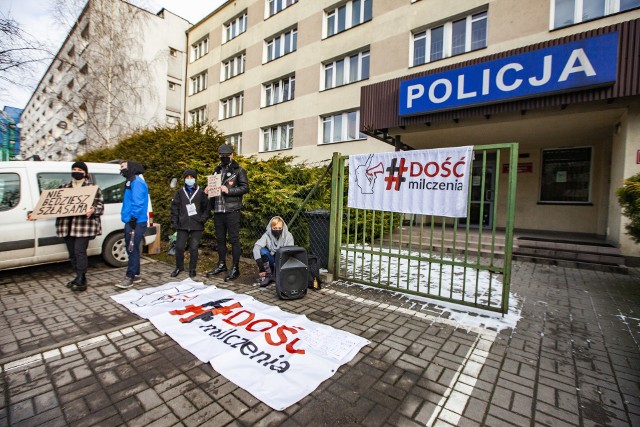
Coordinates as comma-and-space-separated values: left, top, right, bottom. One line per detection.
275, 246, 308, 300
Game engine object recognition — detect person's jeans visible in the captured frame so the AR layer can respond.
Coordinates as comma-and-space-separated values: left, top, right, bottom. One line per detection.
64, 236, 90, 274
175, 229, 203, 271
214, 211, 241, 265
125, 222, 147, 278
259, 247, 275, 272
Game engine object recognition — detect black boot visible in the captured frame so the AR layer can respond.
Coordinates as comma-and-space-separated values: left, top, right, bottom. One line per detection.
224, 264, 240, 282
206, 262, 227, 277
259, 259, 274, 287
66, 275, 80, 288
71, 274, 87, 292
170, 267, 183, 277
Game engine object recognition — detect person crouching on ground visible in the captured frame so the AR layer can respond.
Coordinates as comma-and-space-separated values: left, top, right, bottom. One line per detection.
170, 168, 210, 278
253, 216, 294, 287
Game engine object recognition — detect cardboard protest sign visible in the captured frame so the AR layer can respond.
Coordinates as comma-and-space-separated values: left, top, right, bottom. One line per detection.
207, 174, 221, 198
30, 186, 97, 219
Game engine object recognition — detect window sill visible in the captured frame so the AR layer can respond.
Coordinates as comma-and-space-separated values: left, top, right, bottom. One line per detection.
537, 202, 593, 206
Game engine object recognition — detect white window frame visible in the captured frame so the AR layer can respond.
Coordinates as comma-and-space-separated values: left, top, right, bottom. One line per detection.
324, 0, 373, 38
265, 28, 297, 63
263, 75, 295, 107
220, 93, 244, 120
321, 110, 365, 144
265, 0, 298, 18
226, 133, 243, 154
323, 50, 370, 90
189, 72, 208, 95
261, 122, 294, 152
411, 11, 487, 66
223, 12, 248, 43
550, 0, 640, 29
189, 106, 207, 125
190, 37, 209, 62
221, 53, 246, 81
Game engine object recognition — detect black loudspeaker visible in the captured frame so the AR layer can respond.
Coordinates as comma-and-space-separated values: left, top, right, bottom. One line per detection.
275, 246, 308, 300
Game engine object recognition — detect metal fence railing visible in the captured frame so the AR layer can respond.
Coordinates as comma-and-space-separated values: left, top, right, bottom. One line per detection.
328, 144, 518, 314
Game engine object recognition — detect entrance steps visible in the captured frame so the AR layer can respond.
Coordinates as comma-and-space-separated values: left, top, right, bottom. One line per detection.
513, 235, 627, 274
379, 226, 627, 273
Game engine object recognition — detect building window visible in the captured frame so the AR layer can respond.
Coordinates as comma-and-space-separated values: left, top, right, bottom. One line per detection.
266, 0, 298, 18
321, 110, 364, 144
265, 28, 297, 62
323, 49, 370, 90
226, 133, 242, 153
224, 12, 247, 43
221, 53, 246, 81
220, 93, 244, 120
190, 72, 208, 95
168, 82, 175, 91
191, 37, 209, 62
540, 147, 592, 203
169, 48, 177, 57
325, 0, 372, 37
412, 11, 487, 66
552, 0, 640, 28
189, 106, 207, 125
263, 75, 295, 107
262, 122, 293, 152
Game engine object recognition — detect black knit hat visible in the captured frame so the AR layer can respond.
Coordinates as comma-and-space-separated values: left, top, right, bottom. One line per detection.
71, 161, 88, 174
183, 169, 198, 178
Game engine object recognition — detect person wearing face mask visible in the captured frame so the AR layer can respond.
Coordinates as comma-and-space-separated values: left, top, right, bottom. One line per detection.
28, 162, 104, 292
205, 144, 249, 282
252, 216, 294, 287
170, 169, 210, 278
116, 160, 148, 289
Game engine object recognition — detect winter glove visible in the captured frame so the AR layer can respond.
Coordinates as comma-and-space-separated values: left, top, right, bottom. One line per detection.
129, 218, 137, 229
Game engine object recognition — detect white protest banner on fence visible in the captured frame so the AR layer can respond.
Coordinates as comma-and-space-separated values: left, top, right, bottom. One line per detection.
112, 280, 370, 411
30, 186, 98, 219
348, 146, 473, 217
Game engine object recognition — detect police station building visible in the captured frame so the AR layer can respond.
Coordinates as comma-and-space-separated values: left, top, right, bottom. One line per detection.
360, 12, 640, 263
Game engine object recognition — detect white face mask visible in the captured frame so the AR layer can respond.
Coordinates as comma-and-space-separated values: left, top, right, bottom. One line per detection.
185, 178, 196, 187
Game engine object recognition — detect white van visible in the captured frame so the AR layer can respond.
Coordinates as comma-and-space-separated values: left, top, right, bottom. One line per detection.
0, 161, 156, 270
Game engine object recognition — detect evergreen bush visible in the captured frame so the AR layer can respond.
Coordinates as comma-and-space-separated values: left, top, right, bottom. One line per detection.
617, 173, 640, 243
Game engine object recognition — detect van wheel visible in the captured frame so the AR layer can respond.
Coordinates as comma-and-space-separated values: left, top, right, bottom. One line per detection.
102, 233, 128, 267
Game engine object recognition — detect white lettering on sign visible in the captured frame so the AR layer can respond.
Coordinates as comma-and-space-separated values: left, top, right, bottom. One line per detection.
406, 84, 425, 108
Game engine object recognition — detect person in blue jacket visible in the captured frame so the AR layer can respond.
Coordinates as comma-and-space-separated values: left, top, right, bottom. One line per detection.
116, 160, 148, 289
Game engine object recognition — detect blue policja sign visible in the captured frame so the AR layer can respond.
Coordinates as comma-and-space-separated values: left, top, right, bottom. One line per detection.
399, 32, 619, 116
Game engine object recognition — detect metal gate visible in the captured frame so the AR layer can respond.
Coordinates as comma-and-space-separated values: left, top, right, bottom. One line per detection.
327, 143, 518, 314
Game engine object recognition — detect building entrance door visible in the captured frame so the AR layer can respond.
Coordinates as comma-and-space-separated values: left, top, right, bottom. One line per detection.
463, 159, 496, 228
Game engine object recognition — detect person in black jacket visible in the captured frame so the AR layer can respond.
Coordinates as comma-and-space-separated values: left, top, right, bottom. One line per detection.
170, 169, 210, 278
205, 144, 249, 281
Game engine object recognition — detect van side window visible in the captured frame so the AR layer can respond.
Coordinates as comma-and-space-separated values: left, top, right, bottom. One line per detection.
92, 173, 126, 204
37, 173, 68, 192
0, 173, 20, 211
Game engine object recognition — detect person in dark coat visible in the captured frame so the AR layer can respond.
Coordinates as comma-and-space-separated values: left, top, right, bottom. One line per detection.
205, 144, 249, 282
170, 168, 210, 278
29, 161, 104, 292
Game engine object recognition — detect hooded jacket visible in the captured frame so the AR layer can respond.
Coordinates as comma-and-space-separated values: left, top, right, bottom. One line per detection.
252, 216, 295, 260
212, 159, 249, 213
120, 161, 149, 224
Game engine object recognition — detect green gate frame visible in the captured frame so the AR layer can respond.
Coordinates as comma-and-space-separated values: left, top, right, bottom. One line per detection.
328, 143, 518, 314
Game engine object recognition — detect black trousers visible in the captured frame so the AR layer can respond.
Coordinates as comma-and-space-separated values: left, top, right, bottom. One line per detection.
213, 211, 241, 265
64, 236, 90, 275
175, 229, 203, 271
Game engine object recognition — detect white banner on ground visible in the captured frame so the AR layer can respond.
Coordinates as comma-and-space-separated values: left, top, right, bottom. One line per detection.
348, 146, 473, 217
112, 279, 370, 411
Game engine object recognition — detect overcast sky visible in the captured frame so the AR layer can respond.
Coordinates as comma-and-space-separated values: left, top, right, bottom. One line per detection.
1, 0, 226, 111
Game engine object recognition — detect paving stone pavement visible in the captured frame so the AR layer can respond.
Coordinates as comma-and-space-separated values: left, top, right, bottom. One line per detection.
0, 257, 639, 426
